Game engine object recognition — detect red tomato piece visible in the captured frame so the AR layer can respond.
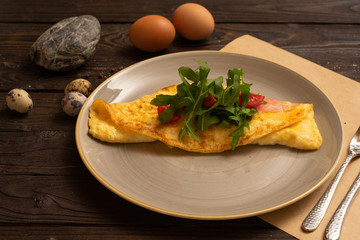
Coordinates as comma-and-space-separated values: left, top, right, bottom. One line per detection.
239, 93, 265, 108
157, 105, 182, 123
157, 105, 169, 115
202, 93, 217, 107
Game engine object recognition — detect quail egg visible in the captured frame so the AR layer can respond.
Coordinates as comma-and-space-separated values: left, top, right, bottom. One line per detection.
65, 78, 93, 97
61, 91, 87, 117
6, 88, 33, 114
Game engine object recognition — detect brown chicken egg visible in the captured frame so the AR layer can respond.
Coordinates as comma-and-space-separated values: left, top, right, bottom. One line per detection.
129, 15, 176, 52
172, 3, 215, 41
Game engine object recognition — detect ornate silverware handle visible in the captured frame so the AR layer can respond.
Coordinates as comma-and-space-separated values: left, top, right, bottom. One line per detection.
325, 172, 360, 240
302, 154, 354, 231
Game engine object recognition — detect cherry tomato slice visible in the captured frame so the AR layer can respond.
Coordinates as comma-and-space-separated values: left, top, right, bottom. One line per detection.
239, 93, 265, 108
157, 105, 168, 115
157, 105, 181, 123
202, 93, 217, 107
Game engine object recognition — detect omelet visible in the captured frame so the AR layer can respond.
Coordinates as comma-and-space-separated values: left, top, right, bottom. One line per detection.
88, 85, 322, 153
88, 99, 155, 143
252, 105, 323, 149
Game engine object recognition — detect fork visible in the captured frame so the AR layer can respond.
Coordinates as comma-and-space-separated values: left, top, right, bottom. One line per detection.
324, 171, 360, 240
302, 126, 360, 232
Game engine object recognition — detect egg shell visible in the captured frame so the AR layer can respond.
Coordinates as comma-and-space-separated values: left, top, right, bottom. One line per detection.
6, 88, 33, 114
65, 78, 93, 97
61, 91, 87, 117
129, 15, 176, 52
172, 3, 215, 41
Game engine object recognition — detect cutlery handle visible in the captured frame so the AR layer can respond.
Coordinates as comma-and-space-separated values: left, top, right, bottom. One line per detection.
325, 172, 360, 240
302, 154, 354, 231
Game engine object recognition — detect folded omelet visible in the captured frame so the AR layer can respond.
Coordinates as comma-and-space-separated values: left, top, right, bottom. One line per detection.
88, 85, 322, 153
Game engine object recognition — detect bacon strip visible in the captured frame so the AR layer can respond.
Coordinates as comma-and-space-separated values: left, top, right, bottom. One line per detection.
256, 98, 299, 113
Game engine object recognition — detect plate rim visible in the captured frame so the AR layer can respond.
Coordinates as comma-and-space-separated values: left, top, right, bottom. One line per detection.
75, 50, 344, 220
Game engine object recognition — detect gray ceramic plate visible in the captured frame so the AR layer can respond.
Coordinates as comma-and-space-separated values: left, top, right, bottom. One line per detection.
76, 51, 343, 219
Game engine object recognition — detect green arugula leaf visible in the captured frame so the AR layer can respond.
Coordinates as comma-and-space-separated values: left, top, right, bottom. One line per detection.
150, 94, 176, 106
219, 120, 231, 128
177, 59, 212, 141
150, 59, 259, 150
229, 125, 246, 150
157, 105, 175, 124
194, 112, 220, 131
221, 69, 241, 106
178, 66, 199, 83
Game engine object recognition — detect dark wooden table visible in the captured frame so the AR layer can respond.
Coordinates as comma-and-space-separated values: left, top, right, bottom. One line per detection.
1, 0, 359, 239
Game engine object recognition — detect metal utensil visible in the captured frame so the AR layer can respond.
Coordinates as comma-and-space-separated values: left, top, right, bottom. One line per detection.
325, 172, 360, 240
302, 126, 360, 232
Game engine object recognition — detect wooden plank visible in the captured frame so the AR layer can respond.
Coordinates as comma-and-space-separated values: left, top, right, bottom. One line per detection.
0, 116, 293, 240
1, 23, 360, 92
0, 130, 82, 174
0, 170, 294, 237
0, 223, 296, 239
0, 92, 76, 132
0, 174, 141, 224
0, 0, 359, 24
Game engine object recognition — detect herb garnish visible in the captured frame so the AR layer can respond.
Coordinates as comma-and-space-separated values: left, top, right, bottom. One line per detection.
150, 59, 258, 150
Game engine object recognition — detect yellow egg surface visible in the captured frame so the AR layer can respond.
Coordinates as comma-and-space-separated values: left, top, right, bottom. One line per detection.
89, 98, 156, 143
252, 108, 323, 150
88, 85, 322, 153
172, 3, 215, 41
129, 15, 176, 52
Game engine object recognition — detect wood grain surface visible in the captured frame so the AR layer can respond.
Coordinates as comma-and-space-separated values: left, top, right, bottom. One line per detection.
1, 0, 359, 239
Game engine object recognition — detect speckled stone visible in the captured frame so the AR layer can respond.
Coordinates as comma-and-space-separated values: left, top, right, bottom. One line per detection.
29, 15, 101, 71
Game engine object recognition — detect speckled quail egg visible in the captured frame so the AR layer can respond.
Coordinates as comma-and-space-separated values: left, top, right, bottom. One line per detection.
61, 91, 87, 117
65, 78, 93, 97
6, 88, 33, 114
